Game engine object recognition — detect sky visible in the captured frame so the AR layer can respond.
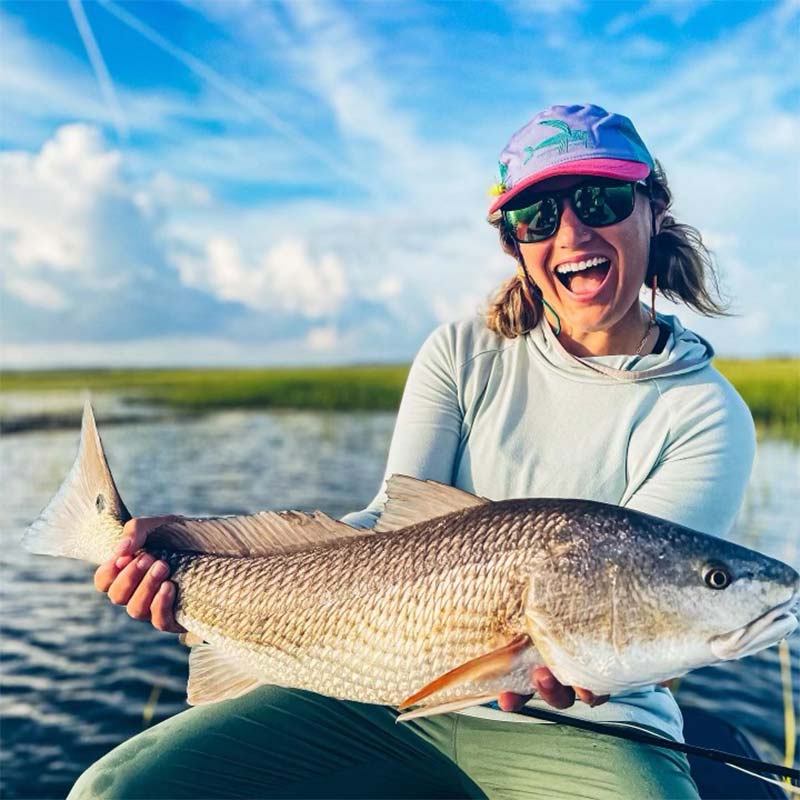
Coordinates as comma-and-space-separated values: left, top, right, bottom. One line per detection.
1, 0, 798, 367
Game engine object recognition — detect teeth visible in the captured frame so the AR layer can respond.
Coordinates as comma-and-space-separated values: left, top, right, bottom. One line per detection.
555, 257, 609, 275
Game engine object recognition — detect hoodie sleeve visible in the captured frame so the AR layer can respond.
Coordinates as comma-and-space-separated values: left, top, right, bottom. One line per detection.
623, 368, 756, 537
341, 324, 462, 529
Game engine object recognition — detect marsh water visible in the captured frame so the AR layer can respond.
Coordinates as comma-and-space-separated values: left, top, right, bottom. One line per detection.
1, 401, 798, 798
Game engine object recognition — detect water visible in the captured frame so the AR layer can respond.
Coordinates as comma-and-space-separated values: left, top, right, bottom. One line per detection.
1, 408, 798, 798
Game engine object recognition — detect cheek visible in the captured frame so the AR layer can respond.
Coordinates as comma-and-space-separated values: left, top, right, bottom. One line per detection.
518, 248, 550, 285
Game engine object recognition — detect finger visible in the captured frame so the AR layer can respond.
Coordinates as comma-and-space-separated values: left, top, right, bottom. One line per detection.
533, 667, 575, 710
574, 687, 610, 707
94, 556, 122, 592
125, 560, 171, 621
107, 552, 156, 606
151, 582, 186, 633
497, 692, 532, 712
122, 515, 181, 552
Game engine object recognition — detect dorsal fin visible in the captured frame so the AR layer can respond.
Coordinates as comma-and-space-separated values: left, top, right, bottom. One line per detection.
374, 475, 489, 533
147, 509, 364, 557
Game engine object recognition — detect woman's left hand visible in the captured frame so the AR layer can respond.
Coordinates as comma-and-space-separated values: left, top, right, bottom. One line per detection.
497, 666, 610, 711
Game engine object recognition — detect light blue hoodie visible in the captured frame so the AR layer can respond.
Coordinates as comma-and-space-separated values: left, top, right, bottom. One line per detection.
343, 310, 756, 741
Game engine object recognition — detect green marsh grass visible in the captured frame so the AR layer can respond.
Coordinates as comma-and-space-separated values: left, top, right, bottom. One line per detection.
714, 359, 799, 439
2, 359, 798, 437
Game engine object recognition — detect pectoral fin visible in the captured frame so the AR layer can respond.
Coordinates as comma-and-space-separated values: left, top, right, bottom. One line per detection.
398, 633, 533, 710
396, 694, 498, 722
187, 644, 266, 705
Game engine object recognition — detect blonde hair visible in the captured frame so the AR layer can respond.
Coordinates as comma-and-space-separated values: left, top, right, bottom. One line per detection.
485, 160, 728, 339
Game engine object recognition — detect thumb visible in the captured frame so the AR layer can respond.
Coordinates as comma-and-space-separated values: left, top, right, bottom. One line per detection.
120, 515, 182, 554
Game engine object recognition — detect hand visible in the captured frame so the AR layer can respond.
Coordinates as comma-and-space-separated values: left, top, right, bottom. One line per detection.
497, 666, 610, 712
94, 516, 186, 633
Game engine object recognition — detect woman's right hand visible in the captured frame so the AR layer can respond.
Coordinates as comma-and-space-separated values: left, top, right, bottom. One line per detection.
94, 516, 186, 633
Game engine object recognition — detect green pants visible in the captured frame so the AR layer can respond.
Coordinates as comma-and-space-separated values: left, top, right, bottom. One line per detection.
69, 687, 699, 800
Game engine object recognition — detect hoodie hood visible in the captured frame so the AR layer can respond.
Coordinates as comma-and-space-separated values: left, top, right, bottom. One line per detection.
527, 309, 714, 383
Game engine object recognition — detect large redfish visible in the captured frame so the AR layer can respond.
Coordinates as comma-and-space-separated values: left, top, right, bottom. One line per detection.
23, 404, 799, 719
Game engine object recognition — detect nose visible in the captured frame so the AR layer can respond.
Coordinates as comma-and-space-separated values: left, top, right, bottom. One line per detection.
554, 200, 593, 248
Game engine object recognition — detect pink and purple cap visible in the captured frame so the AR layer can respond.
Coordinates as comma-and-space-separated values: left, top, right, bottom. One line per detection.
488, 104, 654, 214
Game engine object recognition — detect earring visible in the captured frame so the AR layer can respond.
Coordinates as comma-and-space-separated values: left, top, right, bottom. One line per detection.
516, 266, 562, 336
539, 293, 562, 337
650, 274, 657, 325
514, 244, 562, 337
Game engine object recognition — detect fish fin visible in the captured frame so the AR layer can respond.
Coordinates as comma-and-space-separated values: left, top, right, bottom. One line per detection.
398, 634, 532, 709
396, 694, 498, 722
179, 632, 205, 647
22, 401, 132, 565
187, 644, 266, 705
374, 475, 489, 533
147, 509, 364, 557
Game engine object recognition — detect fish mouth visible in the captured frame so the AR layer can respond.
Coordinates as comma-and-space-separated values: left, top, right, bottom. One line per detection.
710, 598, 798, 660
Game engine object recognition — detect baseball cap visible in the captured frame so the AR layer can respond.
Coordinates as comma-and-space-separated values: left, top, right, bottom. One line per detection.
488, 104, 654, 214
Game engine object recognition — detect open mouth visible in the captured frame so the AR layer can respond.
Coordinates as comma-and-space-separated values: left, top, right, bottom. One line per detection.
554, 257, 611, 295
710, 599, 799, 660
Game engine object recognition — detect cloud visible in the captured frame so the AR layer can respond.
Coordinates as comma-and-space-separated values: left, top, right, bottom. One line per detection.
0, 124, 231, 343
0, 124, 450, 364
176, 236, 348, 318
306, 325, 339, 351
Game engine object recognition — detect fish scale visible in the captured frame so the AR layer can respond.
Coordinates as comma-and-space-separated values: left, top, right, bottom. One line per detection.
158, 506, 542, 705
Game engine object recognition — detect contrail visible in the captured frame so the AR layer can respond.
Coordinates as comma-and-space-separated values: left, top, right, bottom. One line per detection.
96, 0, 371, 194
67, 0, 127, 141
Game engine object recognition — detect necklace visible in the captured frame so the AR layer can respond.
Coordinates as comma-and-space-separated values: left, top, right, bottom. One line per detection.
634, 321, 657, 356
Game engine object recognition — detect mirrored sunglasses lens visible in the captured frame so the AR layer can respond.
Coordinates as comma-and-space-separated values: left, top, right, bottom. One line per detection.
504, 197, 558, 242
574, 183, 634, 226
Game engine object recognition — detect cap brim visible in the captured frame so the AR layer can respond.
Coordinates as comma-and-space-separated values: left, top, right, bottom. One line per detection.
488, 158, 651, 214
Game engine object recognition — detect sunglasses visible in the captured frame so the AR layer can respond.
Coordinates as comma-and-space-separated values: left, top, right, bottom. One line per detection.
501, 179, 647, 244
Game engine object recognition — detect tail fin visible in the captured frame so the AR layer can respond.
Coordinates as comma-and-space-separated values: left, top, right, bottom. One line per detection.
23, 401, 131, 565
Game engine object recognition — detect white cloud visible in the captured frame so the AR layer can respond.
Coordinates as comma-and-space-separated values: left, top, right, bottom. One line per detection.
0, 124, 119, 275
3, 277, 68, 311
176, 236, 348, 318
306, 325, 339, 351
133, 171, 211, 217
0, 124, 230, 343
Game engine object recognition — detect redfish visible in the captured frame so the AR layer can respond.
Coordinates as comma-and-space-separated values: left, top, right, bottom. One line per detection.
23, 404, 799, 720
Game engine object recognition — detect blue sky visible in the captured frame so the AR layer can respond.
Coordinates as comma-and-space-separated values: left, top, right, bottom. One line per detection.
1, 0, 798, 366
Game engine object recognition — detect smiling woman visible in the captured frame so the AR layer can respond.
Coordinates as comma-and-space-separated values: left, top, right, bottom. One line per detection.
72, 104, 758, 800
486, 158, 726, 358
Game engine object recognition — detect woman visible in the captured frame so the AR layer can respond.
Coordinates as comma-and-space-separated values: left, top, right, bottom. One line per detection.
73, 104, 755, 799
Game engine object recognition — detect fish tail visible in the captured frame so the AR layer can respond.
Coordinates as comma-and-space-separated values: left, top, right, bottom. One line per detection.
22, 401, 132, 565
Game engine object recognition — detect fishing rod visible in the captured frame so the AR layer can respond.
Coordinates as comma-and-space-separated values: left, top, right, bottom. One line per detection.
515, 706, 799, 786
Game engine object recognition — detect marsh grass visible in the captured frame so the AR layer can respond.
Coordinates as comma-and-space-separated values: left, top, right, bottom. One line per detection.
714, 359, 799, 439
2, 359, 798, 436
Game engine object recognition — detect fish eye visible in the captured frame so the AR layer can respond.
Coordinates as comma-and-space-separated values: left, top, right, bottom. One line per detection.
703, 564, 731, 590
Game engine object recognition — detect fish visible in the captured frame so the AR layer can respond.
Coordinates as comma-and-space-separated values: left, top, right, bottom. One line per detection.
23, 403, 800, 721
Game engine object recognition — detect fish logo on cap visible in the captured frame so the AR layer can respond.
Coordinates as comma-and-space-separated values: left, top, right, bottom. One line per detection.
523, 120, 595, 163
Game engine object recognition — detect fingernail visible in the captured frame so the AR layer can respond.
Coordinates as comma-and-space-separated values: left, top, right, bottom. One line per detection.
151, 561, 169, 579
158, 582, 173, 596
115, 556, 128, 569
539, 675, 556, 691
137, 553, 154, 569
539, 674, 556, 691
115, 538, 132, 556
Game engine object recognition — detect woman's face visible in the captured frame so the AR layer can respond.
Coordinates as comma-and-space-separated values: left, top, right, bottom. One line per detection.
516, 175, 655, 336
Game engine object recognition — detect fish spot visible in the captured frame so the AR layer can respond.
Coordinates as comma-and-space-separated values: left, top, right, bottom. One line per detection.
95, 494, 106, 514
